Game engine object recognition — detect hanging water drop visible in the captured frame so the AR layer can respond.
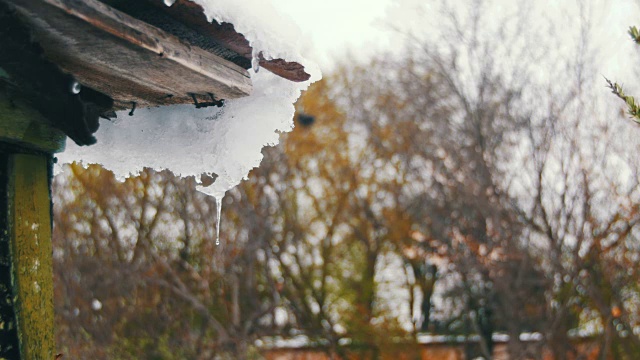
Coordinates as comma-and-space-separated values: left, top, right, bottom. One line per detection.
70, 80, 81, 95
214, 193, 224, 246
164, 0, 176, 6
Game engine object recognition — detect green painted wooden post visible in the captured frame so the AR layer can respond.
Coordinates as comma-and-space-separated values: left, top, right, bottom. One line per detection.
0, 93, 65, 360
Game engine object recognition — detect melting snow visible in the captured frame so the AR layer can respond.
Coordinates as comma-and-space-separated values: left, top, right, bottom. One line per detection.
56, 0, 320, 201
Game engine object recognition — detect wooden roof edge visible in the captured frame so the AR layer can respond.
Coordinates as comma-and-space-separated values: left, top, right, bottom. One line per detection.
0, 0, 254, 145
0, 0, 311, 147
142, 0, 311, 82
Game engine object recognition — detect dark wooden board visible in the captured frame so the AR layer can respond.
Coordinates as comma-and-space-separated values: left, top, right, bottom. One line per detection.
3, 0, 252, 110
0, 2, 113, 146
140, 0, 311, 82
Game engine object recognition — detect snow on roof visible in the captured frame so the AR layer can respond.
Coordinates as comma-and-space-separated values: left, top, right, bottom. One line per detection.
190, 0, 309, 67
56, 0, 321, 201
256, 335, 327, 349
416, 332, 544, 344
256, 332, 546, 350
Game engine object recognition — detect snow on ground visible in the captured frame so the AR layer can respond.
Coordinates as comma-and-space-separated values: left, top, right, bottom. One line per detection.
56, 0, 321, 200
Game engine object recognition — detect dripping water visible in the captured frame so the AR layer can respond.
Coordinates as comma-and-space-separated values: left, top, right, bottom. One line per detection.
70, 80, 81, 95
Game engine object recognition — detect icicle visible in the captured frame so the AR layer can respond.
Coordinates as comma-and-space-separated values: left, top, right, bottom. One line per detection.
214, 193, 224, 246
164, 0, 176, 6
251, 48, 260, 73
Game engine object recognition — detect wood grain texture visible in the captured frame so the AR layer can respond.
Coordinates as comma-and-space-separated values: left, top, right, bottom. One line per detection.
3, 0, 252, 110
0, 4, 113, 147
141, 0, 311, 82
8, 154, 55, 360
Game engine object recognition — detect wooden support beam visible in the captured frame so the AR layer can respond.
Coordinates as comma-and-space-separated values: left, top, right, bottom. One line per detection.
3, 153, 56, 360
0, 94, 60, 359
0, 95, 66, 154
0, 155, 20, 360
3, 0, 253, 110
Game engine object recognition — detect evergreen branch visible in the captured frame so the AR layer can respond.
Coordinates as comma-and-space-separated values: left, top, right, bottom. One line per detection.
604, 26, 640, 124
629, 26, 640, 45
606, 78, 640, 123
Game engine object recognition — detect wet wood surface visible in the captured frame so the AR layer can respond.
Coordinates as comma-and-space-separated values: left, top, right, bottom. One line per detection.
141, 0, 311, 82
3, 0, 253, 110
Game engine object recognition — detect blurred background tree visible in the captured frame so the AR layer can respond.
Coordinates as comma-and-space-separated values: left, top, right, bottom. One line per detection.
52, 1, 640, 359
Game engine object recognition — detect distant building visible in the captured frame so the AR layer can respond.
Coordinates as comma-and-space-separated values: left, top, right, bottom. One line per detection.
258, 333, 605, 360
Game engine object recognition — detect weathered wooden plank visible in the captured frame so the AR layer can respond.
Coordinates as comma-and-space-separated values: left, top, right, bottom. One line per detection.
141, 0, 311, 82
3, 0, 252, 110
7, 153, 56, 360
0, 5, 113, 147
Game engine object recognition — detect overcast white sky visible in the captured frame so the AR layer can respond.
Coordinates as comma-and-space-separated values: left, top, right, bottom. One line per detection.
271, 0, 639, 85
270, 0, 394, 69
